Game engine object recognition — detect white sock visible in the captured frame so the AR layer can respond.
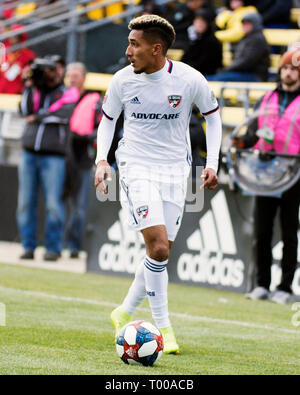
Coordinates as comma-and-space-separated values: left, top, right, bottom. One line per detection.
144, 255, 170, 329
122, 260, 146, 316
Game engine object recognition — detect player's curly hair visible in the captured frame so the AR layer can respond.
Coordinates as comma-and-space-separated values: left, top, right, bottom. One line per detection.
128, 15, 176, 55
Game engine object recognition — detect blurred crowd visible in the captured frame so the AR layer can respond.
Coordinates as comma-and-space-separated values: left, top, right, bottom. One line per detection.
0, 0, 61, 94
0, 1, 59, 19
144, 0, 299, 82
16, 55, 107, 261
0, 0, 299, 95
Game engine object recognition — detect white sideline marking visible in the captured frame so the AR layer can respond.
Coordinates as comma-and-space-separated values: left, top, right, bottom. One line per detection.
0, 242, 86, 274
0, 286, 299, 335
0, 302, 6, 326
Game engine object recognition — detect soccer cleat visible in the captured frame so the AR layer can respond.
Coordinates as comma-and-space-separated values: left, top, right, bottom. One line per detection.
270, 290, 291, 305
160, 326, 180, 355
43, 251, 61, 262
70, 250, 79, 259
245, 287, 269, 301
110, 306, 132, 339
20, 250, 34, 260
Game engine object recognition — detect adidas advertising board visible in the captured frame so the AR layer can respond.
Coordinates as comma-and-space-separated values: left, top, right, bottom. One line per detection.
0, 165, 298, 295
85, 174, 300, 296
175, 189, 247, 290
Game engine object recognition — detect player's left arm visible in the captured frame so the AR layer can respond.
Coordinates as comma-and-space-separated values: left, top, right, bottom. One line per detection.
192, 72, 222, 190
201, 110, 222, 190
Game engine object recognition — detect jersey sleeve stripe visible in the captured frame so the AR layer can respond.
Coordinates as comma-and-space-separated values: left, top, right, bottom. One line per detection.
202, 106, 219, 116
101, 109, 114, 121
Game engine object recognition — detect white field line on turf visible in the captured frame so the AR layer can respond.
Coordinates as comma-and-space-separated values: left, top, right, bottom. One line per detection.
0, 285, 299, 335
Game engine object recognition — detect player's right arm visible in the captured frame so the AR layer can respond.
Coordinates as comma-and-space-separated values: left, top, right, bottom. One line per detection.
94, 73, 123, 194
94, 116, 116, 194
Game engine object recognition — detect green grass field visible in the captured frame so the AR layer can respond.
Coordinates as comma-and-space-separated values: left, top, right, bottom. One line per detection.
0, 263, 299, 375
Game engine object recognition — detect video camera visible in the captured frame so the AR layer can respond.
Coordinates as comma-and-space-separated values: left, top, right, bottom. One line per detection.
29, 57, 57, 89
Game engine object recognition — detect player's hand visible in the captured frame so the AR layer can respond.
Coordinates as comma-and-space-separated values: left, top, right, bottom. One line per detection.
94, 160, 112, 195
200, 168, 218, 190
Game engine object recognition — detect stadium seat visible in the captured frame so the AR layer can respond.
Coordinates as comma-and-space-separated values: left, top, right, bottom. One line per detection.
106, 1, 123, 18
0, 77, 276, 131
167, 49, 184, 61
15, 2, 36, 17
263, 29, 300, 46
123, 0, 140, 4
209, 81, 275, 105
84, 72, 113, 92
168, 47, 281, 75
221, 106, 252, 126
0, 94, 21, 111
86, 1, 105, 19
291, 8, 300, 24
222, 51, 281, 73
0, 79, 276, 109
83, 72, 276, 105
86, 0, 124, 20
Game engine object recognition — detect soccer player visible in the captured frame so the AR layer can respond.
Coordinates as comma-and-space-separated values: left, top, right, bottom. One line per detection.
94, 15, 222, 354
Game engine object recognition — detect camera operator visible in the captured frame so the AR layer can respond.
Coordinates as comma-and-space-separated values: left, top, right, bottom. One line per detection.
234, 50, 300, 304
17, 56, 79, 262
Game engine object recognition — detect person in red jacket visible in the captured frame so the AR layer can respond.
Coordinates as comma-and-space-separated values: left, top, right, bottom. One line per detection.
1, 1, 17, 19
0, 24, 35, 94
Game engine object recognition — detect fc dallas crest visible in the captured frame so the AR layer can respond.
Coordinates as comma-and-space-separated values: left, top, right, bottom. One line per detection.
168, 95, 182, 109
137, 205, 149, 219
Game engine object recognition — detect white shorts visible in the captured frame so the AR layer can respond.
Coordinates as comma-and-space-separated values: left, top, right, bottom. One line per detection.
119, 176, 187, 242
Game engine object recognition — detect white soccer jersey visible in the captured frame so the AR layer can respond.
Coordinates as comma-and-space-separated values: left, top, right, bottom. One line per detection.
101, 59, 219, 168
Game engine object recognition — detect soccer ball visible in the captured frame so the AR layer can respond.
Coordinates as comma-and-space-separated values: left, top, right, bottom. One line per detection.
116, 320, 164, 366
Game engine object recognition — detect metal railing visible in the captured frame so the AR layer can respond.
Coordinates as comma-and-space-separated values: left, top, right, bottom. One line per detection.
217, 82, 275, 128
0, 0, 173, 63
0, 0, 70, 28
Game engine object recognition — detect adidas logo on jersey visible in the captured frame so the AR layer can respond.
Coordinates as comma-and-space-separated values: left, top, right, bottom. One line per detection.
130, 96, 141, 104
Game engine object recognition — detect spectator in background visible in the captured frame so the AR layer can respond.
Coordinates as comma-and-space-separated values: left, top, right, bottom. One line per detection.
248, 0, 293, 28
234, 50, 300, 304
169, 0, 216, 49
63, 62, 102, 259
208, 13, 269, 81
0, 24, 35, 94
17, 56, 79, 261
140, 0, 163, 16
46, 54, 66, 84
182, 9, 223, 76
215, 0, 258, 44
0, 18, 7, 35
0, 19, 9, 60
21, 54, 65, 97
1, 1, 17, 19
